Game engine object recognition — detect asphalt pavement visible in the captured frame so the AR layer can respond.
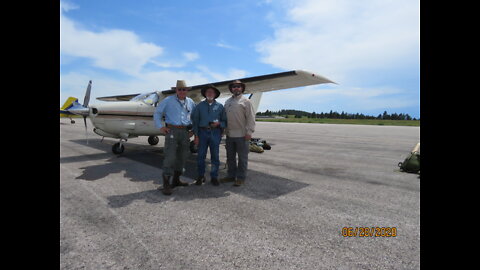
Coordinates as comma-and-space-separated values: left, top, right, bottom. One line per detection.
60, 119, 420, 269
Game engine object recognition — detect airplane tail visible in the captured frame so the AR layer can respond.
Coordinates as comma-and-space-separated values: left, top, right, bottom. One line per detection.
60, 97, 80, 116
248, 92, 263, 115
61, 97, 79, 110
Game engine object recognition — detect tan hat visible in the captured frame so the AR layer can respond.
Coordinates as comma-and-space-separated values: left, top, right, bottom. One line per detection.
228, 79, 246, 93
172, 80, 191, 90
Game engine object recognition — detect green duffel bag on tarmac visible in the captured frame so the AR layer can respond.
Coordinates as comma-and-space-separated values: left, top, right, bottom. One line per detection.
398, 142, 420, 174
398, 152, 420, 174
249, 143, 264, 153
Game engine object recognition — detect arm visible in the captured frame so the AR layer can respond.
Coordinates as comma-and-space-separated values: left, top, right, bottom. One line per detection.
245, 100, 256, 139
219, 105, 227, 129
154, 99, 170, 134
191, 103, 200, 137
154, 100, 166, 129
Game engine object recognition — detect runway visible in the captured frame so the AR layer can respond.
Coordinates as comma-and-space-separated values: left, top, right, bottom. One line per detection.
60, 119, 420, 269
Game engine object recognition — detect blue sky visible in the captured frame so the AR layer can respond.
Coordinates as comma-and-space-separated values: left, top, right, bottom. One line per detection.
60, 0, 420, 118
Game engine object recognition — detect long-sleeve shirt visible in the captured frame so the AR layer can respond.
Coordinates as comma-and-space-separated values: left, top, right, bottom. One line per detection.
224, 94, 255, 137
154, 95, 196, 128
190, 100, 227, 136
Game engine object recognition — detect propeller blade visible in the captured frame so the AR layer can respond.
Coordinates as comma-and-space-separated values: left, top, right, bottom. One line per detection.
83, 116, 89, 144
83, 80, 92, 107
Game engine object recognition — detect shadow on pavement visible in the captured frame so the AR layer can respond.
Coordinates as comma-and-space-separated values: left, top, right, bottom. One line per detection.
67, 139, 309, 207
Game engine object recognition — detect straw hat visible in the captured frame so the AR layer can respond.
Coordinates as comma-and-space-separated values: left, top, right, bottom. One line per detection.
201, 84, 220, 99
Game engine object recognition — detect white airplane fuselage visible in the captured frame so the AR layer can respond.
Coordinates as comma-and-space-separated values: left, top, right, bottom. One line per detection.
89, 100, 163, 139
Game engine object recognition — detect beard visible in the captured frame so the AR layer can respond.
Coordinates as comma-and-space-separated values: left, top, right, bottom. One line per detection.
232, 90, 242, 96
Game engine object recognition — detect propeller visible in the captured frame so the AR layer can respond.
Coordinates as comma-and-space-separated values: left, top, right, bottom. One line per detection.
83, 81, 92, 144
65, 80, 92, 144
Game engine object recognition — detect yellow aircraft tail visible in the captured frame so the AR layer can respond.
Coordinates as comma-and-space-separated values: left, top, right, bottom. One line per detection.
60, 97, 81, 119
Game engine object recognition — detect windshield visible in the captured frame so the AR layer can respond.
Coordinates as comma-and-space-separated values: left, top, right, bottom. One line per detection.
131, 92, 159, 105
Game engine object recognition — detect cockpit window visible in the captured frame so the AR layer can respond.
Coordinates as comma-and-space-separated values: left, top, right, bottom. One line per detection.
143, 93, 159, 105
131, 92, 159, 106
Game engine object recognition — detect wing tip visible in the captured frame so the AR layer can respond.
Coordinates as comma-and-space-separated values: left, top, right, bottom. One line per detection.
294, 70, 338, 85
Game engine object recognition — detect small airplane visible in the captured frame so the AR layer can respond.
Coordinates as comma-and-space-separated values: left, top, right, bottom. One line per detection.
62, 70, 336, 154
60, 97, 82, 123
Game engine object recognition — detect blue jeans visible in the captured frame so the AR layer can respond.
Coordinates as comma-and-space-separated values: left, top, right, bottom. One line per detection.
197, 128, 222, 179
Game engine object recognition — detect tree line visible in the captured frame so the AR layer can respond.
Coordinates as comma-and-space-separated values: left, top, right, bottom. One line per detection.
256, 109, 418, 121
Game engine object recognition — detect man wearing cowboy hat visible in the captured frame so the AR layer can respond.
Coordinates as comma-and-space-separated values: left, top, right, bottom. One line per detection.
154, 80, 196, 195
190, 84, 227, 186
221, 80, 256, 186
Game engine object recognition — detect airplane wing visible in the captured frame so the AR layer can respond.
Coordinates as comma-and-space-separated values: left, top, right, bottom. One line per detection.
96, 93, 141, 102
96, 70, 335, 102
164, 70, 336, 100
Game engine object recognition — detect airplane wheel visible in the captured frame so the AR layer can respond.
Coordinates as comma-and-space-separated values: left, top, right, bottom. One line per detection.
190, 140, 198, 153
148, 136, 159, 145
70, 120, 75, 124
112, 143, 125, 154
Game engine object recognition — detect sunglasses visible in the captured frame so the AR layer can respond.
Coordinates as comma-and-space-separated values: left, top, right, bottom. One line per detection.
177, 88, 189, 92
231, 85, 243, 89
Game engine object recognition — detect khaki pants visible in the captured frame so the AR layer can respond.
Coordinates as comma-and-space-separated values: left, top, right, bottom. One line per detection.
163, 128, 190, 176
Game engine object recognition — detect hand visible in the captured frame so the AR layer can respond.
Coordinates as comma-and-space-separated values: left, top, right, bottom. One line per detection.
194, 136, 199, 145
160, 127, 170, 134
245, 134, 252, 141
211, 121, 220, 127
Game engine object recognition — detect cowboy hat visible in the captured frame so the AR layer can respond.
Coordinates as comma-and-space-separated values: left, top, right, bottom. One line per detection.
228, 79, 246, 93
172, 80, 191, 90
201, 84, 220, 99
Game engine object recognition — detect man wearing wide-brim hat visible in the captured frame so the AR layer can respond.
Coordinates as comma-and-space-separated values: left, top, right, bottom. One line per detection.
220, 80, 256, 186
154, 80, 196, 195
190, 84, 227, 186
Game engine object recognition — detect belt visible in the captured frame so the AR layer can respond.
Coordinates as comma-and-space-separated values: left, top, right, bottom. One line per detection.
200, 126, 220, 130
166, 124, 187, 129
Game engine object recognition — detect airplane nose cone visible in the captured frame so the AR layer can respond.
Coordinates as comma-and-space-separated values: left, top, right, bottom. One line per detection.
67, 106, 90, 116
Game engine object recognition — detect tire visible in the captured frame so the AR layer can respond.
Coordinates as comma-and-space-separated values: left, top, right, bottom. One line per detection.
112, 143, 125, 154
148, 136, 159, 145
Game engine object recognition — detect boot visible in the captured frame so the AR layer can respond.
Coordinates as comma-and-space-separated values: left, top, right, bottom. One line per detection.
233, 179, 244, 187
171, 171, 188, 188
219, 176, 235, 183
211, 178, 219, 186
160, 173, 172, 195
193, 176, 205, 185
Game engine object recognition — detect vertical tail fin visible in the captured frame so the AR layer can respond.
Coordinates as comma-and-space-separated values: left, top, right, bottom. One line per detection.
60, 97, 79, 110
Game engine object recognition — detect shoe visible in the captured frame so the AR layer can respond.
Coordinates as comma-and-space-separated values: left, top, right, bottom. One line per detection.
211, 178, 219, 186
160, 173, 172, 195
171, 171, 188, 188
194, 176, 205, 185
219, 176, 235, 183
233, 179, 244, 186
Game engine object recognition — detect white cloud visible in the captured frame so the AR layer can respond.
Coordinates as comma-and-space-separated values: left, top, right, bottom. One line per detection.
256, 0, 420, 82
60, 0, 78, 12
60, 7, 164, 76
183, 52, 199, 62
215, 40, 239, 50
149, 51, 200, 68
255, 0, 419, 115
196, 66, 248, 82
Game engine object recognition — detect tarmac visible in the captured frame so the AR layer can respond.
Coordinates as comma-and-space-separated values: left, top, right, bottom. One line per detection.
60, 119, 420, 270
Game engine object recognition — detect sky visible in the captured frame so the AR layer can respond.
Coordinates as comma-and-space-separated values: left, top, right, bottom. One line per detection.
60, 0, 420, 118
